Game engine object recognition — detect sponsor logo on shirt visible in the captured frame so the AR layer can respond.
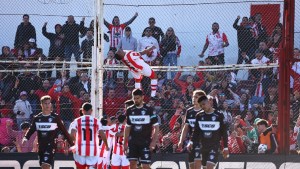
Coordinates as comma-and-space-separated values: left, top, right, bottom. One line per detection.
36, 122, 58, 131
198, 121, 220, 131
129, 115, 150, 124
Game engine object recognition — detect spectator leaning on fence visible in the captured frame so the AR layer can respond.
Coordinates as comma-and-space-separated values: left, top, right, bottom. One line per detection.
142, 17, 164, 43
42, 22, 65, 61
104, 12, 138, 50
14, 14, 36, 49
61, 15, 86, 62
199, 22, 229, 65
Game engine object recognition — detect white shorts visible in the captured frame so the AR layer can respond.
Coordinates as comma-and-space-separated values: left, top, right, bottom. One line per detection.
130, 59, 152, 79
111, 153, 130, 167
73, 154, 98, 166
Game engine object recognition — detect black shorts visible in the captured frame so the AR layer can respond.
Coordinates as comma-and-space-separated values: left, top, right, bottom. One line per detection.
127, 143, 151, 164
208, 53, 225, 65
188, 144, 202, 162
201, 147, 219, 166
38, 144, 55, 167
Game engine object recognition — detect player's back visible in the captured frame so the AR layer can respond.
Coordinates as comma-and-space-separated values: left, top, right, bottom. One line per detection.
112, 123, 125, 155
71, 115, 101, 156
122, 50, 144, 71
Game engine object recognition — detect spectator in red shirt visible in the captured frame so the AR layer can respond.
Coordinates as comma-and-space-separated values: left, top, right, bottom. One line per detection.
174, 71, 204, 94
34, 80, 50, 100
103, 88, 126, 117
228, 129, 246, 154
48, 84, 81, 129
104, 13, 138, 49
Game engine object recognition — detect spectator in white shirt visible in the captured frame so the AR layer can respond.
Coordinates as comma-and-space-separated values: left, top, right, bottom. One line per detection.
13, 91, 33, 130
138, 27, 159, 63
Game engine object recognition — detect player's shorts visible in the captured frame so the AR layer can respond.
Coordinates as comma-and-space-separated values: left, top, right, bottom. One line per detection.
38, 145, 55, 167
73, 154, 98, 168
111, 153, 130, 166
127, 143, 151, 164
201, 147, 219, 166
189, 144, 202, 162
129, 59, 152, 79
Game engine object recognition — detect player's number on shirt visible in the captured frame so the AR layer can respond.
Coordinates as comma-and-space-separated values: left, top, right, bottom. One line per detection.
82, 128, 93, 141
116, 136, 124, 145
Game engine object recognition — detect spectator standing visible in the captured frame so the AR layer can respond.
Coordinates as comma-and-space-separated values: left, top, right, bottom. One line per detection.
142, 17, 164, 43
80, 30, 94, 62
103, 88, 126, 117
75, 72, 91, 96
42, 22, 65, 61
233, 16, 256, 65
253, 13, 268, 46
199, 22, 229, 65
138, 27, 160, 63
117, 26, 137, 51
61, 15, 85, 62
13, 91, 33, 129
117, 26, 137, 84
14, 14, 36, 49
160, 27, 181, 79
103, 50, 118, 88
104, 13, 138, 49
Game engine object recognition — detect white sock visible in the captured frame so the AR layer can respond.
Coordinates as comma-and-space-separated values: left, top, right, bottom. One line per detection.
151, 79, 157, 97
135, 82, 141, 89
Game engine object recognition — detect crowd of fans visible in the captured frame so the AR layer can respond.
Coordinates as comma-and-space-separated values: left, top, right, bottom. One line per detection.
0, 12, 299, 157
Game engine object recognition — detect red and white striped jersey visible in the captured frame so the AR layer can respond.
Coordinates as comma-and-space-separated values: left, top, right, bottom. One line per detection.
206, 31, 228, 56
69, 115, 103, 156
108, 24, 126, 48
112, 123, 126, 155
99, 125, 118, 158
122, 50, 144, 72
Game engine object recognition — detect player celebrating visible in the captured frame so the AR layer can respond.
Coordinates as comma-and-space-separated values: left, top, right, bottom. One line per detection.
69, 103, 109, 169
124, 89, 159, 169
111, 114, 129, 169
188, 95, 229, 169
178, 90, 206, 169
114, 47, 158, 98
22, 95, 74, 169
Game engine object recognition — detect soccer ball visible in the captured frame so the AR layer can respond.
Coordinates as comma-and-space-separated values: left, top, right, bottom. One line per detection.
258, 144, 268, 154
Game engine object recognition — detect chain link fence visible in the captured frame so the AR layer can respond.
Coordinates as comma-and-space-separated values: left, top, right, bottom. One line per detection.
0, 0, 299, 165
